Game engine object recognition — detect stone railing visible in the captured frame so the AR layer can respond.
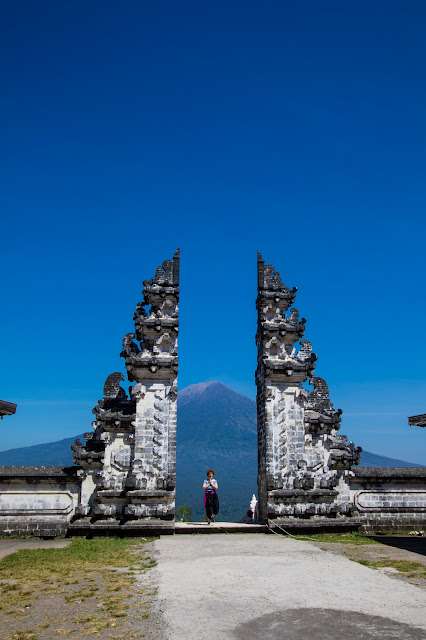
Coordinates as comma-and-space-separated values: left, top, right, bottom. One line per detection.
0, 466, 82, 537
350, 467, 426, 533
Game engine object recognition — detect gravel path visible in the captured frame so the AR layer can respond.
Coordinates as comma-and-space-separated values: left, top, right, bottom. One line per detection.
154, 534, 426, 640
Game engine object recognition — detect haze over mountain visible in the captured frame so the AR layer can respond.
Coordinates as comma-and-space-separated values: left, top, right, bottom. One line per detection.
0, 381, 422, 520
176, 382, 258, 519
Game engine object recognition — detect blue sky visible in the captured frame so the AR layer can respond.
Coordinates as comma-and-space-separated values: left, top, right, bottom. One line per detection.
1, 1, 426, 463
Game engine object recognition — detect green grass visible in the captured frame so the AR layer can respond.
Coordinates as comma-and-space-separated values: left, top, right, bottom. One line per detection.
357, 558, 426, 576
0, 537, 155, 637
0, 538, 148, 574
295, 532, 378, 544
10, 632, 39, 640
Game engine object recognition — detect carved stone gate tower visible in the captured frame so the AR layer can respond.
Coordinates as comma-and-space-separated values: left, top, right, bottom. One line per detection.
71, 248, 361, 534
256, 253, 361, 526
71, 249, 179, 534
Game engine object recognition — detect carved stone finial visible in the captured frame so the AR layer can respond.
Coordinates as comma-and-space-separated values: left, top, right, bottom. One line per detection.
121, 333, 140, 360
256, 254, 316, 384
257, 254, 297, 303
122, 250, 179, 382
103, 372, 126, 399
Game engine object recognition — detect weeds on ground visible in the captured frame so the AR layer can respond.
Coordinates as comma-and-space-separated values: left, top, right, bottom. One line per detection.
295, 532, 378, 545
10, 631, 39, 640
357, 558, 426, 578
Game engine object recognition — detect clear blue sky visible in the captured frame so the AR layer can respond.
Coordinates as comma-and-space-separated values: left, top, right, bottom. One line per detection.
1, 1, 426, 463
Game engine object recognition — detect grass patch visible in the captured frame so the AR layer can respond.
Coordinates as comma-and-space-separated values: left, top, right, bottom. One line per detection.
0, 538, 146, 574
72, 613, 110, 633
295, 532, 377, 545
64, 585, 99, 602
0, 538, 155, 637
10, 632, 39, 640
357, 558, 426, 575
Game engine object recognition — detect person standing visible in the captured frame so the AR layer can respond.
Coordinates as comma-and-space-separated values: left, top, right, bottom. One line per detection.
203, 469, 219, 524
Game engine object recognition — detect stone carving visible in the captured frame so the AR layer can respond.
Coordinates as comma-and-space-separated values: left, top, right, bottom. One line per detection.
355, 491, 426, 511
71, 250, 179, 532
256, 252, 361, 524
305, 376, 362, 469
0, 492, 74, 515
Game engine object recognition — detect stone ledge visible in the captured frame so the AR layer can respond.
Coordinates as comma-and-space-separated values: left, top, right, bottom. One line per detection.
0, 466, 82, 480
176, 522, 268, 534
67, 518, 175, 536
95, 490, 127, 498
270, 490, 339, 498
126, 490, 174, 498
0, 518, 69, 538
352, 467, 426, 480
267, 518, 362, 533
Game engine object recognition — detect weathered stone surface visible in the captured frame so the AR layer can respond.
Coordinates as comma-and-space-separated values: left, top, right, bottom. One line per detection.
72, 249, 179, 529
0, 466, 82, 536
353, 467, 426, 479
350, 468, 426, 532
2, 250, 426, 537
0, 491, 74, 515
355, 491, 426, 510
256, 253, 361, 523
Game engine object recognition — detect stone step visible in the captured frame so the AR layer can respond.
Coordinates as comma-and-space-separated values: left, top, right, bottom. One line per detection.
175, 522, 268, 534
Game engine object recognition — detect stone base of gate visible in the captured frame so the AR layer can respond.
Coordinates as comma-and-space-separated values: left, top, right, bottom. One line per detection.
67, 517, 175, 536
266, 517, 362, 535
175, 522, 268, 534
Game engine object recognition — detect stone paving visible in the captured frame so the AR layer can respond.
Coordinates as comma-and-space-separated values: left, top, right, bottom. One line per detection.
2, 535, 426, 639
154, 534, 426, 640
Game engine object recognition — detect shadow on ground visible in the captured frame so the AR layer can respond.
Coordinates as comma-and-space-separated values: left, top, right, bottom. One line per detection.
371, 536, 426, 557
233, 608, 426, 640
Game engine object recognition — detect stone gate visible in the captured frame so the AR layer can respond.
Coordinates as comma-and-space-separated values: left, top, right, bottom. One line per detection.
256, 253, 361, 527
70, 248, 180, 534
0, 248, 425, 536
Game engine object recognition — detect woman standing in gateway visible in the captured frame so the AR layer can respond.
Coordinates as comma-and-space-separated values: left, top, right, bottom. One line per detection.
203, 469, 219, 524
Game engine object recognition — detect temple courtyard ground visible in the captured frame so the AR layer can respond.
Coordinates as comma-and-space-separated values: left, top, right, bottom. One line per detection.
1, 532, 426, 639
155, 534, 426, 640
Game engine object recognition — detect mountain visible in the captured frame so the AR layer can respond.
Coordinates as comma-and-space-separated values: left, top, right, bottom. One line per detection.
176, 382, 258, 520
177, 382, 257, 469
0, 435, 85, 467
358, 451, 422, 468
0, 381, 423, 520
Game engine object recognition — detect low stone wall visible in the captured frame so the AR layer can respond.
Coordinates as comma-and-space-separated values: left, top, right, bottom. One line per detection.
350, 468, 426, 533
0, 467, 82, 537
2, 465, 426, 537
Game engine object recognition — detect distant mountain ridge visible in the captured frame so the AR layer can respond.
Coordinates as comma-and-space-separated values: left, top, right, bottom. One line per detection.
0, 381, 422, 519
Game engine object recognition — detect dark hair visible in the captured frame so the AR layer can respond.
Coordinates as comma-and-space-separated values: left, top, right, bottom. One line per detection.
206, 469, 215, 476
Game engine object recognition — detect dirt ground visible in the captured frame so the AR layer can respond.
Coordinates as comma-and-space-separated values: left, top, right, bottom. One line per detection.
309, 535, 426, 590
1, 534, 425, 640
0, 538, 164, 640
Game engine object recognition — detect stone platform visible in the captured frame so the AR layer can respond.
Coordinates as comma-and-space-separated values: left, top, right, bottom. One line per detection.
176, 518, 361, 534
155, 534, 426, 640
67, 517, 176, 536
66, 518, 361, 537
175, 522, 268, 534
